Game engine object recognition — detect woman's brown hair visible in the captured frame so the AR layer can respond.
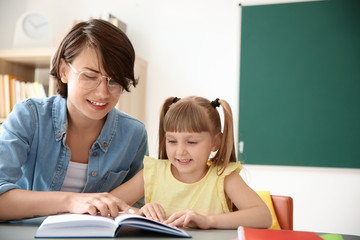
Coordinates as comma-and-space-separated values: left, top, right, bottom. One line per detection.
50, 19, 137, 97
158, 96, 237, 175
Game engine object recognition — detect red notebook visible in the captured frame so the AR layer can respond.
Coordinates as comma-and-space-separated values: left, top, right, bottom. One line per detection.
237, 226, 323, 240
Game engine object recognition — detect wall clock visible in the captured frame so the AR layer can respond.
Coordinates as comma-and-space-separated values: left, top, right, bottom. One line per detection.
22, 13, 50, 40
13, 12, 52, 48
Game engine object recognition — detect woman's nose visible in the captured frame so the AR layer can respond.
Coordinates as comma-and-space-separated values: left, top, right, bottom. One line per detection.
94, 77, 110, 96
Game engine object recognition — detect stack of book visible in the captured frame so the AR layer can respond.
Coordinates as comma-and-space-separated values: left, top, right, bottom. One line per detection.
0, 74, 47, 118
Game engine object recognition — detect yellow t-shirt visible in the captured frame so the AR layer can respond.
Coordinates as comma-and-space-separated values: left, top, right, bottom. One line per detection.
143, 156, 241, 218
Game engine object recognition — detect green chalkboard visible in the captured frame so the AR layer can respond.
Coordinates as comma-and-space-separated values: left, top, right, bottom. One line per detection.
238, 0, 360, 168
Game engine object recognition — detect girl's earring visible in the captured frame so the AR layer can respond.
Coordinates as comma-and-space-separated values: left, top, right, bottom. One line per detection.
208, 151, 218, 166
209, 151, 217, 159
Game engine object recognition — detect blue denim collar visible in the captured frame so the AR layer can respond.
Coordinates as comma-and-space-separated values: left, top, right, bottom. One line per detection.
51, 95, 117, 153
52, 96, 67, 142
95, 109, 117, 153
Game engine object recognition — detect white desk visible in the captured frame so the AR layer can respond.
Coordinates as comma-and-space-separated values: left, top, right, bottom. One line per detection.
1, 217, 359, 240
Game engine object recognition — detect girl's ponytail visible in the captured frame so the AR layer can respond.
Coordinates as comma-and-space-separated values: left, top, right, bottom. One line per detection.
213, 99, 237, 175
158, 97, 179, 159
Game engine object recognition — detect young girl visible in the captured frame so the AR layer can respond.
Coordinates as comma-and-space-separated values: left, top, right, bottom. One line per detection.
111, 96, 272, 229
0, 19, 148, 220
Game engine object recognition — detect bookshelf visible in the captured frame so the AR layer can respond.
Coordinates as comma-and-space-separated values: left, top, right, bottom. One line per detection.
0, 48, 147, 125
0, 48, 54, 123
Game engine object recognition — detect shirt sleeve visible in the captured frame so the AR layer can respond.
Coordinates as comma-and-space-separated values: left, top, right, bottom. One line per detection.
0, 100, 37, 194
227, 161, 242, 174
217, 161, 242, 212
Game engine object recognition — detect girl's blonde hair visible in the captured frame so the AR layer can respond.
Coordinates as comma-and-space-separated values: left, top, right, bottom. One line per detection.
158, 96, 237, 175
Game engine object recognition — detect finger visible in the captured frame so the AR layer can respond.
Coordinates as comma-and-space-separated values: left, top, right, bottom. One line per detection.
182, 214, 193, 227
93, 199, 109, 217
169, 215, 185, 227
147, 206, 160, 221
115, 198, 131, 212
149, 204, 161, 221
107, 201, 120, 218
100, 194, 131, 217
132, 208, 143, 216
164, 211, 184, 224
141, 206, 151, 218
123, 207, 136, 215
96, 194, 120, 217
86, 204, 98, 216
164, 215, 182, 226
153, 204, 166, 222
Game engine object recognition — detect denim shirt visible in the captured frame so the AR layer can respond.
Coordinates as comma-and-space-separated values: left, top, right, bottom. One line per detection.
0, 95, 148, 195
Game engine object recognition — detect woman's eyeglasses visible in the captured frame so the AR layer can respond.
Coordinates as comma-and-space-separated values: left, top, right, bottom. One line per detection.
68, 63, 122, 94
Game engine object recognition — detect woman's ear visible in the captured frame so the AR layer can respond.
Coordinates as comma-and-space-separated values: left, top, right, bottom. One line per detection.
59, 58, 68, 83
211, 132, 222, 152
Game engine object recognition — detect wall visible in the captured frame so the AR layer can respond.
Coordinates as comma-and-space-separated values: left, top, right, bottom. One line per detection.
0, 0, 359, 236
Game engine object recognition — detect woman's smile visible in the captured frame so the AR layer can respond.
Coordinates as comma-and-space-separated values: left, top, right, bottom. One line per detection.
88, 100, 107, 106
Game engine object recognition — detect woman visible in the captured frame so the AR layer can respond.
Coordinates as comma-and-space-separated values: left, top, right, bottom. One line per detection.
0, 19, 148, 220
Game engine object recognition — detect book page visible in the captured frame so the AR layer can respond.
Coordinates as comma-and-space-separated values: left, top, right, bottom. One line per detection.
36, 214, 118, 237
114, 213, 189, 236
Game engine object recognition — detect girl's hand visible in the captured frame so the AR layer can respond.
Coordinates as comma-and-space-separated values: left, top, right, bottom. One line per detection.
65, 192, 131, 218
139, 202, 166, 222
164, 210, 212, 229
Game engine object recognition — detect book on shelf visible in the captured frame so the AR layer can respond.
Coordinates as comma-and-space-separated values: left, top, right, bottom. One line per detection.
0, 75, 6, 118
35, 213, 191, 238
236, 226, 323, 240
3, 75, 13, 116
0, 74, 47, 118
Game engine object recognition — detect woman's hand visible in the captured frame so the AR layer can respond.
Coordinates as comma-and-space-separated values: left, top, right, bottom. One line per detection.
65, 192, 131, 218
164, 210, 212, 229
139, 202, 166, 222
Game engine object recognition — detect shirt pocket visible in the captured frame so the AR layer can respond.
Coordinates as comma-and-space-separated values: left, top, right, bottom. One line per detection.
98, 168, 130, 192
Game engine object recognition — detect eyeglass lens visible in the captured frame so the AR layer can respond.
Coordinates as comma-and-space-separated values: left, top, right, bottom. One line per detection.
78, 71, 122, 93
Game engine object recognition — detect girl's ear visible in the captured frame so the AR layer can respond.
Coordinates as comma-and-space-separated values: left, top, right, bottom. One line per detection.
211, 132, 222, 152
59, 58, 68, 83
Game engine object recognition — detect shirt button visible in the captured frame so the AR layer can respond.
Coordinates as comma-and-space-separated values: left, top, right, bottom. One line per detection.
93, 152, 98, 156
91, 171, 97, 177
95, 143, 99, 148
103, 142, 108, 148
56, 132, 61, 138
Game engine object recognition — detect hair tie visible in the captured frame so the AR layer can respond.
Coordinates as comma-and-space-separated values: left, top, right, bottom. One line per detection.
173, 97, 180, 103
211, 98, 220, 108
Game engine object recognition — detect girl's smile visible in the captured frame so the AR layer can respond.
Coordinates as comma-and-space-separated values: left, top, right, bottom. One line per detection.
176, 158, 192, 165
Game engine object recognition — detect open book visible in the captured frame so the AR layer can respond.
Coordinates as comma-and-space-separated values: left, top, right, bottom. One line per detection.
35, 213, 191, 238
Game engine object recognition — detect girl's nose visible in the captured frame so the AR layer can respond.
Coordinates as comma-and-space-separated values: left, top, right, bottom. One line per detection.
176, 144, 187, 156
